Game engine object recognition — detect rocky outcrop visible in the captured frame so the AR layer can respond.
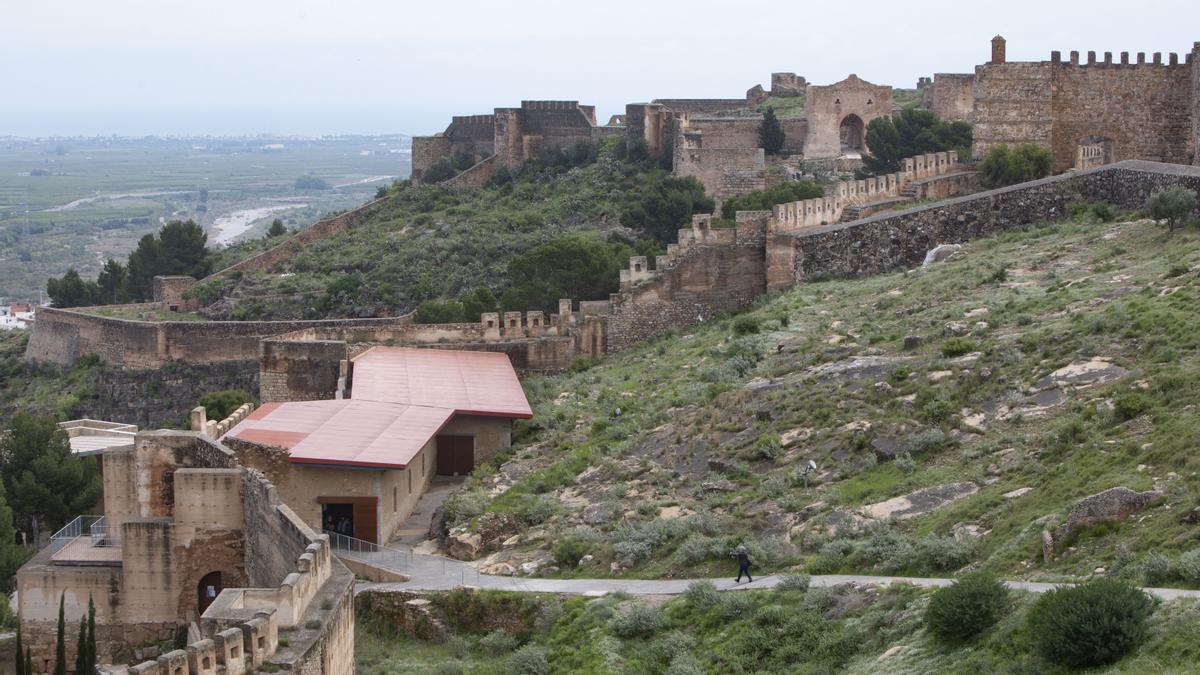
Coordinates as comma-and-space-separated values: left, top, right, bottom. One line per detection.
860, 482, 979, 521
1042, 487, 1163, 561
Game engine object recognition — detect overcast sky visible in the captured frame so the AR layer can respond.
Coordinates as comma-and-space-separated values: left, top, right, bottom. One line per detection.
2, 0, 1197, 137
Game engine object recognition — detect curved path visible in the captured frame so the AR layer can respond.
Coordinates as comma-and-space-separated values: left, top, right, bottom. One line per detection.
350, 550, 1200, 601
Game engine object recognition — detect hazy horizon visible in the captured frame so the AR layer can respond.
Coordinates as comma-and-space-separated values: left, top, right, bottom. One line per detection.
3, 0, 1198, 137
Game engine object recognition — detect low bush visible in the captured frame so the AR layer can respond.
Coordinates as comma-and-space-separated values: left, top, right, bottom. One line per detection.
775, 573, 811, 593
505, 644, 549, 675
1026, 579, 1154, 668
940, 337, 977, 358
609, 603, 663, 638
479, 628, 519, 655
552, 537, 591, 569
1113, 390, 1153, 422
732, 315, 760, 336
442, 490, 490, 526
1176, 549, 1200, 584
684, 580, 720, 611
924, 572, 1009, 643
1141, 552, 1173, 586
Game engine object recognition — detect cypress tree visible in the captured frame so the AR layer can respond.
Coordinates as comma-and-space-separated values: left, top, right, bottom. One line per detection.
86, 595, 96, 672
15, 626, 24, 675
759, 106, 785, 156
54, 593, 66, 675
73, 618, 86, 674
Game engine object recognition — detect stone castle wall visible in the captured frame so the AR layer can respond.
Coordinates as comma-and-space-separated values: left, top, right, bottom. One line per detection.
973, 42, 1199, 171
605, 212, 768, 351
803, 75, 892, 158
24, 307, 415, 368
927, 73, 975, 121
205, 196, 387, 280
776, 160, 1200, 281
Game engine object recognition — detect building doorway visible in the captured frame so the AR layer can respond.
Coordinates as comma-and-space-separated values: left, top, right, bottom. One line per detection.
198, 571, 223, 615
318, 497, 378, 543
436, 435, 475, 476
839, 114, 865, 153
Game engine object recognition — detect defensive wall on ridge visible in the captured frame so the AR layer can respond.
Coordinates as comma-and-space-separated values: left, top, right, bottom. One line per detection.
962, 38, 1200, 172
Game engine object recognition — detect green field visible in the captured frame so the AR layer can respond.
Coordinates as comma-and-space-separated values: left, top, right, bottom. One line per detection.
0, 135, 410, 299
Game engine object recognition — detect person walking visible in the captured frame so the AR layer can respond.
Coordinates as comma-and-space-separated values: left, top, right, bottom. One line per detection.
733, 545, 753, 583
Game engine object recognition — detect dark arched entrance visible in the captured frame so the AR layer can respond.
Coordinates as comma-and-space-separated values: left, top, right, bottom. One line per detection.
198, 571, 223, 614
840, 114, 865, 152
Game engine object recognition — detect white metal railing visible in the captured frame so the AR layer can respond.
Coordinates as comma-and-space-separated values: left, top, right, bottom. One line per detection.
48, 515, 102, 553
323, 529, 410, 571
89, 517, 120, 547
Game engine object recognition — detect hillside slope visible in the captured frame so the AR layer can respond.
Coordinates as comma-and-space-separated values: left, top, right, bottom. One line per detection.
442, 210, 1200, 588
204, 153, 670, 320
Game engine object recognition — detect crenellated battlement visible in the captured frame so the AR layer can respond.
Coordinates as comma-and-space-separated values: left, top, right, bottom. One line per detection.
520, 100, 581, 111
1048, 50, 1190, 67
771, 151, 966, 231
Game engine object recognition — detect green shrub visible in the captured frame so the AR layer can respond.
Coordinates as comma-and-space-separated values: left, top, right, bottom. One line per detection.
720, 592, 755, 619
1113, 390, 1153, 422
917, 392, 956, 426
979, 143, 1053, 187
684, 580, 720, 611
552, 537, 591, 569
940, 337, 977, 357
775, 573, 811, 593
1026, 579, 1155, 668
422, 159, 456, 183
505, 644, 548, 675
442, 491, 489, 526
513, 496, 556, 526
732, 315, 761, 336
1177, 549, 1200, 584
609, 603, 663, 638
479, 628, 519, 655
1141, 552, 1173, 586
199, 389, 255, 421
1146, 186, 1197, 231
924, 572, 1009, 643
754, 434, 782, 460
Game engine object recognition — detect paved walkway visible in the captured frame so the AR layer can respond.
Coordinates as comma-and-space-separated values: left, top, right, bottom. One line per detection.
348, 480, 1200, 601
349, 549, 1200, 600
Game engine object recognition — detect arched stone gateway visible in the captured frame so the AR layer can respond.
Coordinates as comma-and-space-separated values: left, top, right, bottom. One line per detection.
840, 114, 865, 152
198, 571, 223, 614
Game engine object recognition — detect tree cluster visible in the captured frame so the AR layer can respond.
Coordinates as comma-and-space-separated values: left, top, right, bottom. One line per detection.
414, 288, 499, 324
978, 143, 1053, 187
46, 220, 212, 308
719, 181, 823, 220
0, 413, 102, 547
620, 174, 714, 245
862, 108, 972, 175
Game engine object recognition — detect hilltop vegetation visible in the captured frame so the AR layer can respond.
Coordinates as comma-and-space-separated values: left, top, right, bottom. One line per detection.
355, 583, 1200, 674
204, 140, 711, 320
442, 208, 1200, 592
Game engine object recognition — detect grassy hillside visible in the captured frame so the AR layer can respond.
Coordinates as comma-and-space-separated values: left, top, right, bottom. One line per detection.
206, 152, 672, 320
444, 210, 1200, 588
355, 585, 1200, 674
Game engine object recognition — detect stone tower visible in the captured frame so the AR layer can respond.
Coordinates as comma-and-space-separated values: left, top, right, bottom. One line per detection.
991, 35, 1007, 64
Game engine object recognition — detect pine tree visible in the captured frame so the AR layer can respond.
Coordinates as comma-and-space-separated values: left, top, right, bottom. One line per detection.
267, 219, 287, 237
759, 106, 785, 156
54, 594, 66, 675
15, 626, 25, 675
73, 617, 86, 674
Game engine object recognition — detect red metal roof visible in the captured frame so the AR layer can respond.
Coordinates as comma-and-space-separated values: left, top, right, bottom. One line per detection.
223, 347, 531, 470
350, 347, 532, 419
224, 399, 454, 469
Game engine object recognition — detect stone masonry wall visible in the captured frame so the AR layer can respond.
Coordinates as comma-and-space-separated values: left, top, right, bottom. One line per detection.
928, 73, 975, 121
605, 213, 768, 351
779, 160, 1200, 281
